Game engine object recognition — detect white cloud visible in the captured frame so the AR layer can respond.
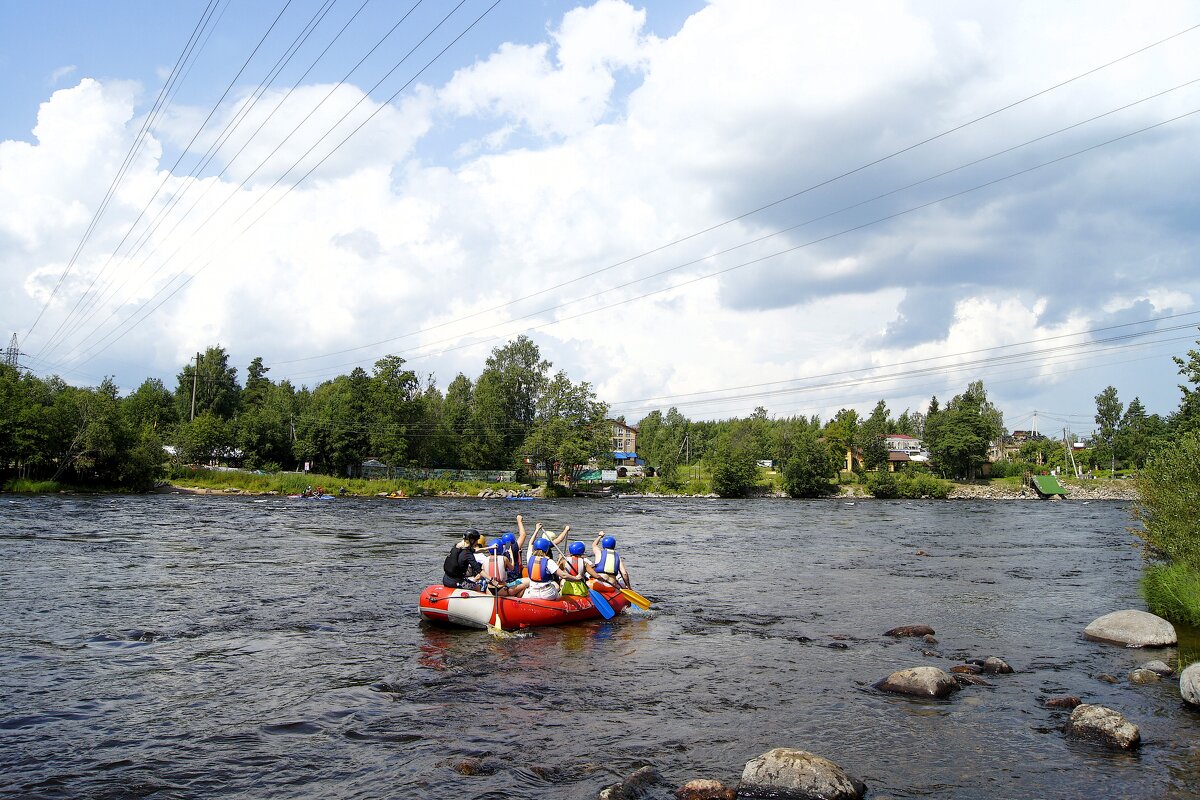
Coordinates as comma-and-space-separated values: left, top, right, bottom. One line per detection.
2, 0, 1197, 423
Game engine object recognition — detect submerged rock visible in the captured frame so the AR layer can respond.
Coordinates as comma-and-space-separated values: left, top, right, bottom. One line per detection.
738, 748, 866, 800
1142, 659, 1173, 676
951, 664, 982, 674
675, 778, 736, 800
1044, 695, 1082, 709
1097, 674, 1120, 684
1129, 668, 1160, 685
599, 765, 662, 800
874, 666, 960, 699
885, 625, 935, 638
1083, 610, 1176, 647
1181, 663, 1200, 708
980, 656, 1014, 674
1067, 704, 1141, 749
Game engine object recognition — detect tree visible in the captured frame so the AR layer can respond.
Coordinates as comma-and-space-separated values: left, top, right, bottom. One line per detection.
475, 336, 550, 464
370, 355, 422, 468
1116, 397, 1149, 470
123, 378, 178, 431
822, 408, 859, 472
175, 346, 241, 421
1094, 385, 1123, 475
782, 429, 838, 497
242, 356, 271, 410
709, 427, 759, 497
1172, 334, 1200, 434
858, 399, 890, 471
926, 382, 1002, 479
1132, 432, 1200, 572
520, 371, 608, 486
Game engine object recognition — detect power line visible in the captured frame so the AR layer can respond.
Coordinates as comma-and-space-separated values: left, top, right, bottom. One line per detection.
23, 0, 223, 342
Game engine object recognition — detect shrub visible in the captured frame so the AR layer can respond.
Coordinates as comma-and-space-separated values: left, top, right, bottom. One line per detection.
1141, 562, 1200, 627
864, 471, 899, 499
898, 472, 951, 499
1132, 432, 1200, 572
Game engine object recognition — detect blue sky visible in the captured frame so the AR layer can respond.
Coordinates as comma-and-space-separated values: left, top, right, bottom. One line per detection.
1, 0, 1198, 435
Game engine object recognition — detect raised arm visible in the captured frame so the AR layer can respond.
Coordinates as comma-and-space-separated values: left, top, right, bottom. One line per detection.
516, 514, 528, 548
549, 523, 570, 547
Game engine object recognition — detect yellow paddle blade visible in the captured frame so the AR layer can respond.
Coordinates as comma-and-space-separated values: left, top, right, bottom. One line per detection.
621, 587, 651, 610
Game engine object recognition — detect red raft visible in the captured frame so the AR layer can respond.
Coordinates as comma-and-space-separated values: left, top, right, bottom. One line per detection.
419, 580, 629, 630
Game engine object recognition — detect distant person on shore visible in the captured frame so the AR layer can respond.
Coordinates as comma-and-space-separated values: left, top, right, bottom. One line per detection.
592, 533, 632, 589
442, 529, 488, 590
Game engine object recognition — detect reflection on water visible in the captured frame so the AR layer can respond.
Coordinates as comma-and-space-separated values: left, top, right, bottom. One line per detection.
2, 495, 1199, 799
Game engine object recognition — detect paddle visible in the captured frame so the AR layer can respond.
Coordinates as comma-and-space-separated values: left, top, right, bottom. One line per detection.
551, 542, 615, 620
617, 583, 651, 611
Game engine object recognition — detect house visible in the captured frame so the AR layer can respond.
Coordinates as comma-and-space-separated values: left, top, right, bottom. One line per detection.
887, 451, 910, 472
885, 433, 923, 454
609, 419, 641, 465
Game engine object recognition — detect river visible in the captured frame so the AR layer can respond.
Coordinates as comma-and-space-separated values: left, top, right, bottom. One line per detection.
1, 494, 1197, 799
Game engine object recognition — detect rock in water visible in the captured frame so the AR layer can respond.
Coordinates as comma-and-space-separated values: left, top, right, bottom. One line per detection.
1129, 668, 1160, 685
884, 625, 935, 638
675, 779, 736, 800
1067, 704, 1141, 749
1044, 696, 1082, 709
874, 666, 960, 699
600, 766, 662, 800
1142, 659, 1173, 676
1181, 663, 1200, 708
1083, 610, 1177, 647
980, 656, 1014, 674
738, 748, 866, 800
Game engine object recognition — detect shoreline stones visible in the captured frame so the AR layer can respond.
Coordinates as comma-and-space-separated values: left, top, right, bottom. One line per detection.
738, 748, 866, 800
599, 766, 662, 800
1181, 663, 1200, 708
1083, 610, 1177, 647
874, 666, 960, 699
1067, 704, 1141, 749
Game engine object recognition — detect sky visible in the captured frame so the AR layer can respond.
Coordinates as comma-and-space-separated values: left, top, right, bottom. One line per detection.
2, 0, 1198, 437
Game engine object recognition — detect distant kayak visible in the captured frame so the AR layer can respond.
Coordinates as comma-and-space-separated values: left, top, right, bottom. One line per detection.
504, 496, 535, 501
287, 494, 334, 500
418, 580, 628, 630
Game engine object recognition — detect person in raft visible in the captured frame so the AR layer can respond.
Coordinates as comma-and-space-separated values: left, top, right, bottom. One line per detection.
442, 529, 489, 590
496, 532, 527, 593
523, 536, 562, 600
514, 514, 570, 555
478, 538, 524, 597
558, 541, 603, 596
592, 533, 632, 589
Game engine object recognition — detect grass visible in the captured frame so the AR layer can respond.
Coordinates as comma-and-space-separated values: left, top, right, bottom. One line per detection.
165, 466, 527, 497
3, 478, 117, 494
1141, 562, 1200, 628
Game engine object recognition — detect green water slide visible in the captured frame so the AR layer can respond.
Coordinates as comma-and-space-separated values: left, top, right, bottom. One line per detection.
1031, 474, 1069, 497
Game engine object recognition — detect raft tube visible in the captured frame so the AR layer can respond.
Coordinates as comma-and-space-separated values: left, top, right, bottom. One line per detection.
418, 580, 628, 630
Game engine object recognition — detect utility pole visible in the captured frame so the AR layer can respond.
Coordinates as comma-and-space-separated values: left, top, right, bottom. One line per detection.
190, 351, 199, 421
4, 333, 20, 369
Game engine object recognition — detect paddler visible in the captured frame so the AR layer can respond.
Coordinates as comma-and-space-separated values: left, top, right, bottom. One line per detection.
478, 538, 523, 597
592, 533, 632, 589
441, 529, 488, 590
515, 514, 570, 555
558, 541, 602, 596
523, 536, 562, 600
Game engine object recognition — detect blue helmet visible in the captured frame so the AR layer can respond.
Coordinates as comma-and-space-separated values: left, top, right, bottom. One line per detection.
534, 537, 553, 553
568, 541, 585, 556
601, 535, 616, 549
501, 532, 516, 545
488, 539, 503, 550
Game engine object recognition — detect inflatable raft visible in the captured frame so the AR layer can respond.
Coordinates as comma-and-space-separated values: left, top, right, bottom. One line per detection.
419, 580, 628, 630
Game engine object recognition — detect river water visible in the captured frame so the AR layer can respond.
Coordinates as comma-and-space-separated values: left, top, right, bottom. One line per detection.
2, 494, 1198, 799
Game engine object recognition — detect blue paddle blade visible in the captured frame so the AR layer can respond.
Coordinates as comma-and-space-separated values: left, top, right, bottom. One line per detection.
589, 588, 616, 620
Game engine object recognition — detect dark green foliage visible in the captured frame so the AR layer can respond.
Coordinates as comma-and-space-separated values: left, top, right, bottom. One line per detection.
924, 381, 1002, 479
1141, 563, 1200, 627
864, 470, 899, 498
782, 430, 837, 497
1132, 432, 1200, 572
709, 429, 760, 497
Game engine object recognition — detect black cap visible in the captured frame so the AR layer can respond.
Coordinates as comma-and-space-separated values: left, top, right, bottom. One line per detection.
465, 529, 481, 541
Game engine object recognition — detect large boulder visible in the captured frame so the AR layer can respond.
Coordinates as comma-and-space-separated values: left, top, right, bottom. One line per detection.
1067, 704, 1141, 749
1083, 610, 1176, 647
738, 748, 866, 800
874, 666, 960, 699
1181, 663, 1200, 708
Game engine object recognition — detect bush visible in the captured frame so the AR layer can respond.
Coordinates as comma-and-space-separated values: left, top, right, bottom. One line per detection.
1132, 433, 1200, 572
1141, 562, 1200, 627
864, 471, 899, 499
